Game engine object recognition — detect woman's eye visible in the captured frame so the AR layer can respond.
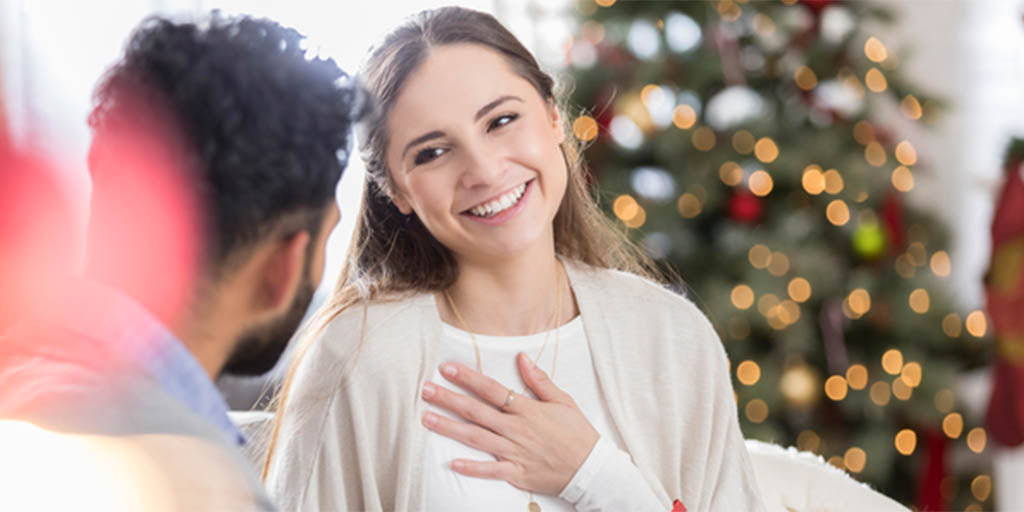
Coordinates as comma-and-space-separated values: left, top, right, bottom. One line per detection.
413, 147, 447, 166
488, 113, 519, 132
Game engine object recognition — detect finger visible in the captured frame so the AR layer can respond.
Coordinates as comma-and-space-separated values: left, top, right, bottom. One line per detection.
421, 382, 510, 432
422, 412, 516, 458
517, 352, 567, 403
440, 362, 519, 410
450, 459, 519, 483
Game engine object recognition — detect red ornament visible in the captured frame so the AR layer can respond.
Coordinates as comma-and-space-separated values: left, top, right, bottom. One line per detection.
881, 190, 905, 255
801, 0, 837, 15
672, 499, 688, 512
914, 430, 949, 511
729, 191, 763, 224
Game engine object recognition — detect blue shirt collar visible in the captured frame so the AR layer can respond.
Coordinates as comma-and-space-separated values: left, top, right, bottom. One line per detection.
56, 280, 246, 446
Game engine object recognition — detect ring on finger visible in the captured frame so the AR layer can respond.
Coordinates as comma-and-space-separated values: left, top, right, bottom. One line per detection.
501, 389, 516, 411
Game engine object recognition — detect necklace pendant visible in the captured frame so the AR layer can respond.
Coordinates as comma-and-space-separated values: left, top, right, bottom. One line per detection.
528, 502, 541, 512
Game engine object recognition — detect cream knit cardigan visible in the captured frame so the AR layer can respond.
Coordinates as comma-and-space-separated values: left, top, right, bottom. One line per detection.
266, 262, 766, 511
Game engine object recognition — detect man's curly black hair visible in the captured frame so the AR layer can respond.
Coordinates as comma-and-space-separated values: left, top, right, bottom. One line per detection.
87, 13, 364, 273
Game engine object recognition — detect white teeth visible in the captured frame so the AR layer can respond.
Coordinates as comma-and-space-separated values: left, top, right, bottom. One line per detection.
468, 182, 528, 218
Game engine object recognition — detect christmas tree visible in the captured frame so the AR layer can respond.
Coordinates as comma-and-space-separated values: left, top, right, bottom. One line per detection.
566, 0, 992, 508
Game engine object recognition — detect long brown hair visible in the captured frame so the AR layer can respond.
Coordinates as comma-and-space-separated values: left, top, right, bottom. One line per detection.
262, 6, 659, 477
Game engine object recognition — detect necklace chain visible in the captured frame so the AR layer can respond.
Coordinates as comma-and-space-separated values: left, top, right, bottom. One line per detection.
441, 263, 565, 512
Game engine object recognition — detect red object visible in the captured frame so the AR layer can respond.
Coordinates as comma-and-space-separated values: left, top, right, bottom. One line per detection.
728, 191, 763, 224
801, 0, 836, 15
881, 190, 905, 255
914, 430, 949, 511
672, 499, 687, 512
985, 155, 1024, 447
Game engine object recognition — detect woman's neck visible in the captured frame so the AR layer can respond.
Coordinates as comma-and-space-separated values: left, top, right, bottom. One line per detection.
439, 245, 576, 336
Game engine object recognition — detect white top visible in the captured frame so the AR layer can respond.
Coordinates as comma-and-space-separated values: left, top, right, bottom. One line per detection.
425, 318, 665, 511
266, 262, 765, 511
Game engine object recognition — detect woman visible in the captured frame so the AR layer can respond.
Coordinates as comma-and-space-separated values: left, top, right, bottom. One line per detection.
264, 7, 763, 511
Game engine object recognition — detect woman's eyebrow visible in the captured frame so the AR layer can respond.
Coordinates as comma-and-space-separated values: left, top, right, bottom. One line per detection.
400, 130, 445, 160
474, 95, 523, 122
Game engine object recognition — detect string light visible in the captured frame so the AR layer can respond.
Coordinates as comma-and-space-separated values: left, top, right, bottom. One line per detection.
864, 37, 888, 62
844, 447, 867, 473
967, 427, 987, 453
943, 412, 964, 439
825, 375, 848, 401
757, 293, 780, 316
827, 200, 850, 226
865, 68, 888, 92
907, 242, 928, 266
823, 169, 844, 194
788, 277, 812, 303
853, 120, 875, 145
895, 429, 917, 455
731, 285, 755, 310
692, 127, 716, 151
971, 475, 992, 502
595, 0, 616, 7
846, 364, 868, 390
749, 244, 772, 269
882, 348, 904, 375
942, 313, 963, 337
966, 310, 988, 337
613, 194, 639, 221
673, 105, 697, 129
719, 161, 744, 186
891, 166, 915, 192
572, 115, 599, 141
754, 137, 780, 163
737, 360, 761, 386
847, 288, 871, 316
797, 430, 821, 453
768, 251, 790, 276
900, 362, 923, 388
865, 141, 887, 166
623, 207, 646, 228
892, 378, 913, 400
930, 251, 952, 277
901, 95, 923, 120
895, 141, 918, 166
748, 170, 774, 197
870, 381, 891, 406
802, 165, 826, 195
677, 193, 703, 218
909, 288, 931, 314
794, 66, 818, 90
732, 130, 755, 154
745, 399, 769, 423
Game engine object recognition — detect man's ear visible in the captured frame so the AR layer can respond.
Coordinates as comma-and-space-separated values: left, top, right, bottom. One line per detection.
253, 230, 310, 320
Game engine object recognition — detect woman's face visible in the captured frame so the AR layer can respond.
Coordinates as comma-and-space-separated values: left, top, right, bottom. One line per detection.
384, 43, 567, 264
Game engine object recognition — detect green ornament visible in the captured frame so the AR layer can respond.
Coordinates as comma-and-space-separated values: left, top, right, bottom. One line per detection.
853, 221, 886, 259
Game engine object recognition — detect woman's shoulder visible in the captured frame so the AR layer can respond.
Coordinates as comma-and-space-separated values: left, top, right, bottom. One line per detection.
567, 260, 703, 317
290, 293, 434, 386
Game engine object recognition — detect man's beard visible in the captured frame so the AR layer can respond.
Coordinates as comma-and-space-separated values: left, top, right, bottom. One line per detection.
221, 276, 316, 377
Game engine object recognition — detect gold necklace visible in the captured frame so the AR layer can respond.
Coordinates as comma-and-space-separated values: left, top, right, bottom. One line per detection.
441, 264, 565, 512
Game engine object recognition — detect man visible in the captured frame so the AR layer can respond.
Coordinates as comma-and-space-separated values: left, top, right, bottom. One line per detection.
0, 13, 362, 510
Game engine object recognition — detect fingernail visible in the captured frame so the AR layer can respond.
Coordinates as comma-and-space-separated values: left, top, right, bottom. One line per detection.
442, 364, 457, 377
451, 460, 464, 471
423, 413, 438, 427
422, 382, 436, 399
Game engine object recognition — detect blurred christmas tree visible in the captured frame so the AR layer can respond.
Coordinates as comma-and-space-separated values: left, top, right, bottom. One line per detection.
566, 0, 992, 508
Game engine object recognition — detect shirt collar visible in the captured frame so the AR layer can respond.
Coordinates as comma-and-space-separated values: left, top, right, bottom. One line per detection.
55, 280, 246, 446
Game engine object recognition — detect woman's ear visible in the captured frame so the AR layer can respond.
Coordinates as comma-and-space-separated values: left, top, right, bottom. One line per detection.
392, 193, 413, 215
548, 101, 565, 145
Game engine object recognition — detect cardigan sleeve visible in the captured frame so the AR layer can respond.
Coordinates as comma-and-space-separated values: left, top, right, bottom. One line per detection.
698, 317, 766, 511
559, 435, 668, 511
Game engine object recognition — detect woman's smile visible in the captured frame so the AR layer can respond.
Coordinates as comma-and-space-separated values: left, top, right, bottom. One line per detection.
462, 178, 533, 224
